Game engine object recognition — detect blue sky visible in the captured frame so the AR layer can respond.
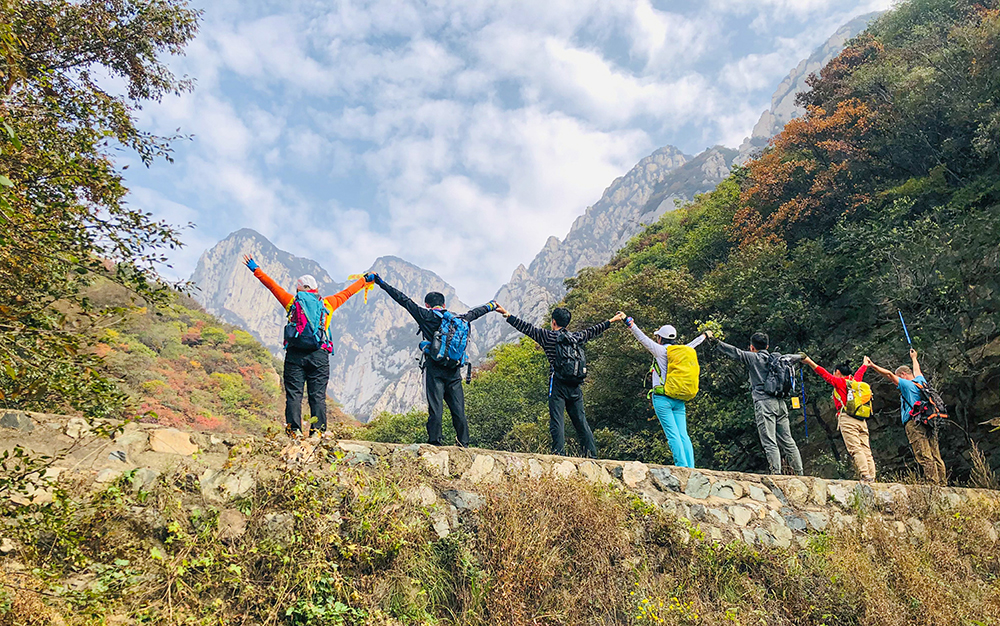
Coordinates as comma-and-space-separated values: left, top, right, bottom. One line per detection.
126, 0, 893, 303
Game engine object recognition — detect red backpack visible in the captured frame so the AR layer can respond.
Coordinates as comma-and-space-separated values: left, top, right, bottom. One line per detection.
909, 381, 949, 428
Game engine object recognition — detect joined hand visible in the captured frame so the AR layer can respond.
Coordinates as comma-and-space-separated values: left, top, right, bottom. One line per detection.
610, 312, 626, 323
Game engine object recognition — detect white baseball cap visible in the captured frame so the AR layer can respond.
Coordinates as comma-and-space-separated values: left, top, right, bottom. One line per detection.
296, 274, 318, 291
654, 324, 677, 339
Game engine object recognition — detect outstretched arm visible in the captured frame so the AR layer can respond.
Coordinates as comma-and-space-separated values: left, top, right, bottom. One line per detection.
505, 314, 545, 344
461, 300, 500, 322
243, 255, 293, 308
623, 315, 664, 357
575, 312, 623, 342
910, 348, 922, 378
324, 277, 367, 313
715, 340, 751, 365
864, 355, 899, 386
370, 274, 425, 323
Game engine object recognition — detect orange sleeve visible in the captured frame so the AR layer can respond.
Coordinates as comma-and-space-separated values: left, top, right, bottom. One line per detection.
324, 277, 366, 313
253, 268, 293, 309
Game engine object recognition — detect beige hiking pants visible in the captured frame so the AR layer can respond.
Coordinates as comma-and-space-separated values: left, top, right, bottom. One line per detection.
839, 413, 876, 480
905, 419, 947, 485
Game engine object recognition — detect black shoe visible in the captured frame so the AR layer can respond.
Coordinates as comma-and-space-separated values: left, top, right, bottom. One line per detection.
455, 438, 468, 448
428, 440, 444, 446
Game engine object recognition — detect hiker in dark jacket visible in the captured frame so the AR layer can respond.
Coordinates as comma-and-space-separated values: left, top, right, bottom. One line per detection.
715, 332, 804, 475
495, 304, 626, 457
367, 272, 499, 447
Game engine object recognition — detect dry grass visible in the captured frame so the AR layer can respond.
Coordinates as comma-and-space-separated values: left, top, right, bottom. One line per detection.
3, 463, 1000, 626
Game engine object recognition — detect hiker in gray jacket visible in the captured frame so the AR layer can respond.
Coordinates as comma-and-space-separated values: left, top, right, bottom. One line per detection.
716, 332, 804, 475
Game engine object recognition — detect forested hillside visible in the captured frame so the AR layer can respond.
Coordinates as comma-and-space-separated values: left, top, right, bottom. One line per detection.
552, 0, 1000, 480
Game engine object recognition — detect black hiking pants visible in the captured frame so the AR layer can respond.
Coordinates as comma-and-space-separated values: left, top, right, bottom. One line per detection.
284, 348, 329, 434
425, 360, 469, 446
549, 376, 597, 457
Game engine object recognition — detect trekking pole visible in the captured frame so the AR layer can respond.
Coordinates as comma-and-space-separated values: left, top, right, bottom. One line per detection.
898, 310, 912, 346
799, 368, 808, 440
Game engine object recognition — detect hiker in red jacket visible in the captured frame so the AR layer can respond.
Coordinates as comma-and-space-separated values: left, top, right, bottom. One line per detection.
801, 356, 875, 481
243, 255, 369, 435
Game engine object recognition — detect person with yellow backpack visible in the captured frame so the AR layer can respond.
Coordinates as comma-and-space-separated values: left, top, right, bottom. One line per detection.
620, 313, 711, 468
801, 356, 876, 481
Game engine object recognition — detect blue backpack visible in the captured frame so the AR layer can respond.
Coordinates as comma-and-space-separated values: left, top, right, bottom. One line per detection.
420, 310, 470, 367
284, 291, 333, 353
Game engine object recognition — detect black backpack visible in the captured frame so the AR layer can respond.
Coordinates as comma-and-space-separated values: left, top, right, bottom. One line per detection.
909, 381, 950, 429
553, 330, 587, 384
763, 353, 797, 399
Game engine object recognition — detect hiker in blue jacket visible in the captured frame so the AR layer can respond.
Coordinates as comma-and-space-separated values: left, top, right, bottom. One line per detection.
366, 272, 500, 447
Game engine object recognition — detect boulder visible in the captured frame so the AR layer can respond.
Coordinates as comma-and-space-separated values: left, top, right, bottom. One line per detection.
149, 429, 198, 456
65, 417, 92, 439
578, 461, 613, 484
200, 469, 255, 503
729, 505, 753, 527
552, 460, 576, 479
622, 461, 648, 488
650, 467, 681, 492
132, 468, 160, 493
420, 450, 450, 476
709, 479, 743, 500
685, 472, 711, 500
463, 454, 499, 484
782, 478, 809, 506
443, 490, 484, 511
95, 469, 122, 484
747, 483, 768, 502
404, 484, 437, 507
0, 411, 34, 432
218, 509, 246, 542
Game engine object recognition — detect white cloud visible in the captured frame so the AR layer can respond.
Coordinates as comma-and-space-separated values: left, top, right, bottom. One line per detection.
125, 0, 891, 301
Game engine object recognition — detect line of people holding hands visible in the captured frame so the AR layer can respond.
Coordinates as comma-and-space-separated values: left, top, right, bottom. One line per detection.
243, 256, 949, 485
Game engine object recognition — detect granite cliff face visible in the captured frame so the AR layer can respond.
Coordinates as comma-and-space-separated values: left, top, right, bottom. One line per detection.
191, 229, 493, 419
476, 145, 738, 348
736, 12, 881, 164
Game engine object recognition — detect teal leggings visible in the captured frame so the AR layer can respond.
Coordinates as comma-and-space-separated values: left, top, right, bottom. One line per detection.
652, 395, 695, 468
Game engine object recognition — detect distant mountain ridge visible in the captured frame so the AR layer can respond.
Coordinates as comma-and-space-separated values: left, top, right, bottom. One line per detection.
190, 13, 879, 420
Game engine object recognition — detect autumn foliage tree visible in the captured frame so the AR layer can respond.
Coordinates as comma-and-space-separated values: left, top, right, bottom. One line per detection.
0, 0, 200, 415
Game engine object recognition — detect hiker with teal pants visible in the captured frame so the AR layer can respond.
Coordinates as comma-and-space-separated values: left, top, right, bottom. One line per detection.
620, 313, 710, 468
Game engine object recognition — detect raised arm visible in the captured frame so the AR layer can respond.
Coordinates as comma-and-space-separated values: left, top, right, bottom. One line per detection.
371, 274, 426, 324
864, 356, 899, 386
244, 255, 293, 308
910, 348, 922, 378
802, 356, 837, 386
461, 300, 500, 323
324, 277, 367, 313
624, 316, 664, 358
686, 332, 709, 349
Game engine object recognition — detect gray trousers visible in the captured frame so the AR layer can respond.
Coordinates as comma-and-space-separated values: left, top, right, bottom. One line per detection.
753, 397, 803, 475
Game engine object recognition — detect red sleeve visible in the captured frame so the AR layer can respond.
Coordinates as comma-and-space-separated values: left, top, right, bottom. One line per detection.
814, 365, 838, 387
324, 277, 366, 313
854, 365, 868, 380
253, 268, 293, 309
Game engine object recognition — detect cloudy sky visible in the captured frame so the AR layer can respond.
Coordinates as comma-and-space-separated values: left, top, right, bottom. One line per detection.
126, 0, 893, 303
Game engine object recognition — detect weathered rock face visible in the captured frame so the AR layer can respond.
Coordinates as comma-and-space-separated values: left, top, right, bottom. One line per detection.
191, 230, 485, 419
736, 12, 882, 164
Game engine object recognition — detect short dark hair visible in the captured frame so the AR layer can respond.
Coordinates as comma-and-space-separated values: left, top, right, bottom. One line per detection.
750, 332, 769, 350
424, 292, 445, 308
834, 362, 852, 377
552, 307, 572, 328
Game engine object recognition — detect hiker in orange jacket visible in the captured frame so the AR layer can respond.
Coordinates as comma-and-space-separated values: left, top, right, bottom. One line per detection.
243, 254, 370, 435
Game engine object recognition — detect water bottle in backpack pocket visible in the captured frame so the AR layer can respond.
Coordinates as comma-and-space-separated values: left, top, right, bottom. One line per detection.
420, 310, 470, 368
284, 291, 332, 352
553, 330, 587, 385
837, 379, 873, 419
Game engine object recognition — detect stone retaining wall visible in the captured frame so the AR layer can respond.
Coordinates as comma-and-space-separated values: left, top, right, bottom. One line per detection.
3, 411, 998, 550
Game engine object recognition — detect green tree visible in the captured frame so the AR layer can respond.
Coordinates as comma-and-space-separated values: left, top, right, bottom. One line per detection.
0, 0, 200, 415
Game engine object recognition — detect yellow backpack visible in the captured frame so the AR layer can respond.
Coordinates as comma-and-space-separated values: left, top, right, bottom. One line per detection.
837, 378, 873, 419
661, 345, 700, 401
